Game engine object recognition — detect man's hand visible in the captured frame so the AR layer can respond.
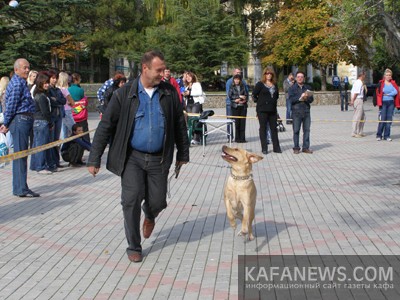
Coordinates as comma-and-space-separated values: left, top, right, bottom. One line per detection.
0, 125, 8, 134
88, 166, 100, 177
175, 161, 188, 178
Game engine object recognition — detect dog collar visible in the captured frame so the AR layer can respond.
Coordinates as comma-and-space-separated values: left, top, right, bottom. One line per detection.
230, 172, 253, 181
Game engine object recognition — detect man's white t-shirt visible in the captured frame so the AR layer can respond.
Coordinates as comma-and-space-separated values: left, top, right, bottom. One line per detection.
351, 79, 364, 99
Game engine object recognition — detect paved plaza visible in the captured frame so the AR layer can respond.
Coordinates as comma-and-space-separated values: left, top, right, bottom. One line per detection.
0, 102, 400, 299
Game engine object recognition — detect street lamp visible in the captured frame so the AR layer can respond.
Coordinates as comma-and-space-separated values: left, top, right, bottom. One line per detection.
9, 0, 19, 7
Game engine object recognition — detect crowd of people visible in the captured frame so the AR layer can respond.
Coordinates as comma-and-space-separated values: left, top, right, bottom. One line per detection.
0, 59, 93, 197
1, 52, 400, 263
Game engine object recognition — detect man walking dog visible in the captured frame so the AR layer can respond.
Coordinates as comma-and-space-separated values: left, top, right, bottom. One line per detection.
87, 50, 189, 263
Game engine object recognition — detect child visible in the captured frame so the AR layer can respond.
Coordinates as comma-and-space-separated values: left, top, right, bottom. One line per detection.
61, 124, 91, 167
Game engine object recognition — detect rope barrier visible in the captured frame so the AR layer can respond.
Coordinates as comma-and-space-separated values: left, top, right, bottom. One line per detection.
1, 111, 399, 164
186, 113, 400, 123
0, 129, 95, 164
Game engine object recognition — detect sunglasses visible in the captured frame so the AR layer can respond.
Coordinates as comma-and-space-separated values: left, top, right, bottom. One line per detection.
264, 72, 273, 75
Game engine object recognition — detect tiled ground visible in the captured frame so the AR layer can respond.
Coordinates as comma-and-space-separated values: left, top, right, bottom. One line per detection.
0, 102, 400, 299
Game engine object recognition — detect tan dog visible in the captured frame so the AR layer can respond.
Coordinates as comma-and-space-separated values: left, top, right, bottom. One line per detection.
221, 145, 263, 240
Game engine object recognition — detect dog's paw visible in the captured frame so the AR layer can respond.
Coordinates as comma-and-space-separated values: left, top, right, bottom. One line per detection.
237, 230, 247, 237
229, 222, 237, 230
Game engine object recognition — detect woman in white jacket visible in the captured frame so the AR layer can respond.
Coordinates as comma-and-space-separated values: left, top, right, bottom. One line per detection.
182, 71, 204, 144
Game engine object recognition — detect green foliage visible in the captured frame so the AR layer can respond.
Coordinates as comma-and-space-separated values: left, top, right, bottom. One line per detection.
260, 0, 348, 68
0, 0, 90, 75
312, 75, 322, 91
143, 0, 249, 86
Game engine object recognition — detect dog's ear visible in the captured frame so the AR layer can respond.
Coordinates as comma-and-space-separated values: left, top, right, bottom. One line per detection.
247, 152, 263, 164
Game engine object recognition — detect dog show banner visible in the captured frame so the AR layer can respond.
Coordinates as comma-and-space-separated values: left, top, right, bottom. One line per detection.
238, 255, 400, 299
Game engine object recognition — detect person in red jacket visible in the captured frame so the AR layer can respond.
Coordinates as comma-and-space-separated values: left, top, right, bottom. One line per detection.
162, 68, 182, 104
375, 68, 400, 141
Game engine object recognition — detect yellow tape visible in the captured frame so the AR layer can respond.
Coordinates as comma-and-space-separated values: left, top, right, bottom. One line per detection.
2, 112, 398, 164
186, 113, 400, 123
0, 129, 95, 164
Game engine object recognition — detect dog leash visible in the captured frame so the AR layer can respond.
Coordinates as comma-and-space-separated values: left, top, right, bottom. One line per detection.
166, 162, 230, 198
167, 164, 183, 198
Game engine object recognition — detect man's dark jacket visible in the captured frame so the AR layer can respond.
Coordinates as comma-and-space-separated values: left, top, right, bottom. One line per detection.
87, 77, 190, 176
288, 82, 314, 112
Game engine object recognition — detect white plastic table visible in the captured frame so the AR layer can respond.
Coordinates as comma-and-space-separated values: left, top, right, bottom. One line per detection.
199, 118, 234, 156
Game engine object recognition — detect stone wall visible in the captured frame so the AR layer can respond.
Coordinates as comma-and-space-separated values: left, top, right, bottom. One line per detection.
81, 84, 341, 112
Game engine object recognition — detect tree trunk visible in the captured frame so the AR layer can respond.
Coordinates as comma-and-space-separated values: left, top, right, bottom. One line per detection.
381, 11, 400, 59
128, 60, 136, 80
89, 52, 95, 83
74, 54, 79, 72
320, 65, 327, 91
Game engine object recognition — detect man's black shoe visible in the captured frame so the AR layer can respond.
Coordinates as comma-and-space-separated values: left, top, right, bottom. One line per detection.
18, 190, 40, 198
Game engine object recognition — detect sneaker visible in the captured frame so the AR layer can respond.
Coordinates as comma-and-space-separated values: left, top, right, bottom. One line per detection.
376, 137, 382, 141
191, 139, 200, 145
386, 138, 392, 141
37, 169, 53, 175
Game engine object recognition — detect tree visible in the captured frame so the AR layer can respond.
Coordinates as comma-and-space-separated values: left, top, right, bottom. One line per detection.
259, 0, 354, 90
336, 0, 400, 68
0, 0, 89, 74
142, 0, 249, 87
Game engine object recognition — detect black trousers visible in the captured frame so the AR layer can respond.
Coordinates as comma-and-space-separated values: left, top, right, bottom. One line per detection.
61, 143, 84, 164
121, 149, 170, 255
257, 111, 281, 152
231, 106, 247, 142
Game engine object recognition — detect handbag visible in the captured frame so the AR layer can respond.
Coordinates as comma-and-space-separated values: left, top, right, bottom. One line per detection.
0, 133, 9, 168
71, 96, 88, 123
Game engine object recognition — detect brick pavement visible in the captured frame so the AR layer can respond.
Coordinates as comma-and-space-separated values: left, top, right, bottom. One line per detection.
0, 102, 400, 299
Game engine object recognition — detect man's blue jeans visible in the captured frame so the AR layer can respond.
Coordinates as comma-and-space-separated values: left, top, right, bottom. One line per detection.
292, 109, 311, 150
286, 98, 292, 123
9, 114, 34, 195
340, 92, 348, 111
30, 120, 54, 171
377, 100, 395, 139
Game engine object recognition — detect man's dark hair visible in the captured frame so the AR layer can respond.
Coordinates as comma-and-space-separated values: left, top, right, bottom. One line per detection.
141, 50, 165, 68
72, 124, 83, 134
296, 71, 306, 77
